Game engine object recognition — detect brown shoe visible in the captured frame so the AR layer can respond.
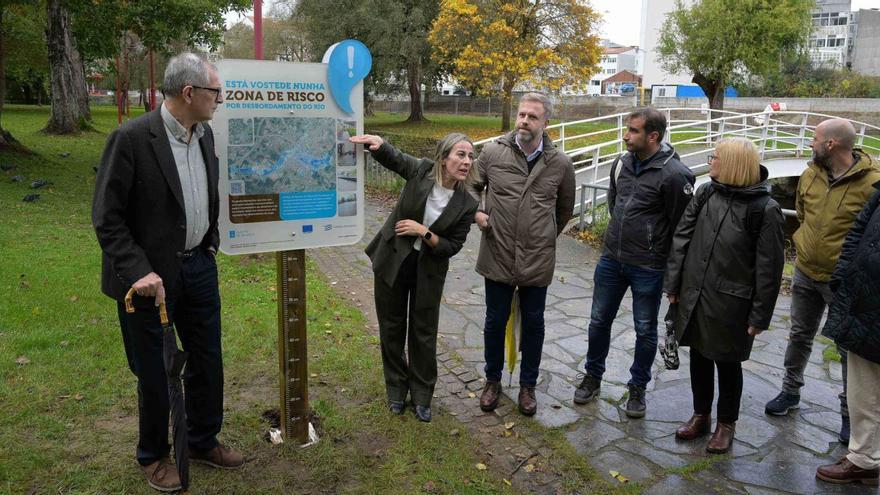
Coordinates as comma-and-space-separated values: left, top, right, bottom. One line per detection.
675, 413, 711, 440
480, 381, 502, 412
518, 386, 537, 416
706, 421, 735, 454
817, 457, 880, 485
140, 457, 181, 492
191, 443, 245, 469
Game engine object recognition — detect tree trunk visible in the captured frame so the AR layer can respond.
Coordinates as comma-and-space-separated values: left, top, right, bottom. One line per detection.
405, 60, 426, 123
693, 73, 725, 140
44, 0, 92, 134
0, 7, 22, 150
364, 94, 374, 117
693, 72, 725, 110
500, 78, 515, 132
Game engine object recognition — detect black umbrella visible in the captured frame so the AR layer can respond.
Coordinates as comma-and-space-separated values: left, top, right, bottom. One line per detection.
125, 288, 190, 492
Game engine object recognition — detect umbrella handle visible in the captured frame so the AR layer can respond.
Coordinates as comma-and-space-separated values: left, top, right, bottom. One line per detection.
124, 287, 170, 326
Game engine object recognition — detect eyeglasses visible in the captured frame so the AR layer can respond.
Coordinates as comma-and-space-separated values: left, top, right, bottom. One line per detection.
191, 85, 222, 102
707, 153, 717, 164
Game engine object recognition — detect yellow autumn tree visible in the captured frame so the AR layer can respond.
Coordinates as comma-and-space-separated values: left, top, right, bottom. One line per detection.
429, 0, 602, 131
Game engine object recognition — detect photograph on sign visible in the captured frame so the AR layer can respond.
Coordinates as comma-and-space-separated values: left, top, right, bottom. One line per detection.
214, 57, 366, 255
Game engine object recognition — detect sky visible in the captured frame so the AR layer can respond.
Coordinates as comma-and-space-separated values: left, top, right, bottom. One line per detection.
226, 0, 880, 48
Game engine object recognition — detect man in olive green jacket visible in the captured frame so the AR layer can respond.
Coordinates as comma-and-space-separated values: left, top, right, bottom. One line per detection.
474, 93, 576, 416
765, 118, 880, 445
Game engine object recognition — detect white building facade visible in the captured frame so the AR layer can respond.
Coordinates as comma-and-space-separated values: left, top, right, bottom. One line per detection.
809, 0, 855, 68
586, 43, 643, 95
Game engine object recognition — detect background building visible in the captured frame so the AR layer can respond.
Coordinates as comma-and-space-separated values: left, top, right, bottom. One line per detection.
851, 8, 880, 75
809, 0, 855, 68
586, 42, 642, 95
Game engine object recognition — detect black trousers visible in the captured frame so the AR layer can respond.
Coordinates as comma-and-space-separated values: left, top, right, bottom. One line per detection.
116, 247, 223, 466
690, 347, 743, 423
374, 250, 441, 407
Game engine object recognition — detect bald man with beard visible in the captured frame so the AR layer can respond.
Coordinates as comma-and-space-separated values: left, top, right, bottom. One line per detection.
765, 119, 880, 444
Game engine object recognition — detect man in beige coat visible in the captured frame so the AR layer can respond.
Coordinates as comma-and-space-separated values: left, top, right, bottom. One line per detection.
475, 93, 576, 416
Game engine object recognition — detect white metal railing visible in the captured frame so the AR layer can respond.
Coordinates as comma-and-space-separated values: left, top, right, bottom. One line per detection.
473, 108, 880, 226
363, 108, 879, 226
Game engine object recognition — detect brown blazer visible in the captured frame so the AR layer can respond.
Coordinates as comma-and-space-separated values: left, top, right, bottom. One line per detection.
92, 109, 220, 302
365, 143, 478, 309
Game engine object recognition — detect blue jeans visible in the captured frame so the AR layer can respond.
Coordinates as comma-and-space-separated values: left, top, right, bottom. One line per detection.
483, 278, 548, 387
585, 255, 664, 389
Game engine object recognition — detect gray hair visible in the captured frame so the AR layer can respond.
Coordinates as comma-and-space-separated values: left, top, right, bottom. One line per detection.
162, 53, 213, 98
520, 92, 553, 121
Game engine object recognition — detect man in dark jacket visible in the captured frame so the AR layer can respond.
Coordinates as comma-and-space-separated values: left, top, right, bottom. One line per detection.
817, 185, 880, 486
93, 53, 243, 492
574, 107, 695, 418
475, 93, 576, 416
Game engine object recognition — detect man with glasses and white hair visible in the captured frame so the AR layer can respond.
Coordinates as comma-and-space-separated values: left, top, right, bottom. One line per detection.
93, 52, 243, 492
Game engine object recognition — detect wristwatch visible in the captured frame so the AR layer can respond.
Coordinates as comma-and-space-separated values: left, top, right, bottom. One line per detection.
422, 230, 433, 240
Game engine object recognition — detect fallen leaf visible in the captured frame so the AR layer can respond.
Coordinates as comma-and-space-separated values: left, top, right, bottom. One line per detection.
449, 429, 460, 436
475, 463, 487, 471
74, 393, 84, 401
15, 356, 30, 365
325, 330, 332, 334
504, 422, 516, 430
502, 431, 512, 437
524, 464, 535, 473
59, 341, 69, 348
310, 373, 318, 378
609, 470, 629, 483
467, 392, 476, 398
503, 479, 511, 486
68, 295, 79, 302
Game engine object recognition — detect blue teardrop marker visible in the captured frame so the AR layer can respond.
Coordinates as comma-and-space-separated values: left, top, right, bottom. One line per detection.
324, 40, 371, 114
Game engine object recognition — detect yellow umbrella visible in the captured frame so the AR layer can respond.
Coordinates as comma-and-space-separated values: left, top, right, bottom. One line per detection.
504, 288, 521, 386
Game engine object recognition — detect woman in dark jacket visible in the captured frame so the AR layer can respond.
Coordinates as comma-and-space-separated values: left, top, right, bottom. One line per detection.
350, 133, 479, 422
664, 137, 785, 453
817, 185, 880, 485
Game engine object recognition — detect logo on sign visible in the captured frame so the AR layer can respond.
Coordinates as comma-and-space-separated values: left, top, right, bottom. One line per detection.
229, 230, 236, 238
302, 224, 314, 233
323, 224, 333, 231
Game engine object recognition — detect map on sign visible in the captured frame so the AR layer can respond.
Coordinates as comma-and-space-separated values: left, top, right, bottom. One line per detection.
228, 117, 336, 195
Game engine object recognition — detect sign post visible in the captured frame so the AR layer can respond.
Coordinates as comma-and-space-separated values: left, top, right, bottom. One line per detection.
215, 43, 371, 444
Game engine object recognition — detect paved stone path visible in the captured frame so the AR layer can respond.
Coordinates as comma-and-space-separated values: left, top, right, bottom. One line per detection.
313, 197, 874, 494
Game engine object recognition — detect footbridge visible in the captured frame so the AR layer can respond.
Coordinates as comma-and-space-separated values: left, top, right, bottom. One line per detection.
475, 108, 880, 226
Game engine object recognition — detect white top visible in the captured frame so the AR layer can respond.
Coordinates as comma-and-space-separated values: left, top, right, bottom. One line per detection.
414, 183, 455, 251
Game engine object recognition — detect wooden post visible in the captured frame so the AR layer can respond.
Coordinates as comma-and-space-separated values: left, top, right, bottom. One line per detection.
276, 250, 309, 444
115, 55, 122, 125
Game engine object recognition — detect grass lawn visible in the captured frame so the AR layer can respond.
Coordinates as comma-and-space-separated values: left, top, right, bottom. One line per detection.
0, 105, 552, 494
366, 112, 618, 158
